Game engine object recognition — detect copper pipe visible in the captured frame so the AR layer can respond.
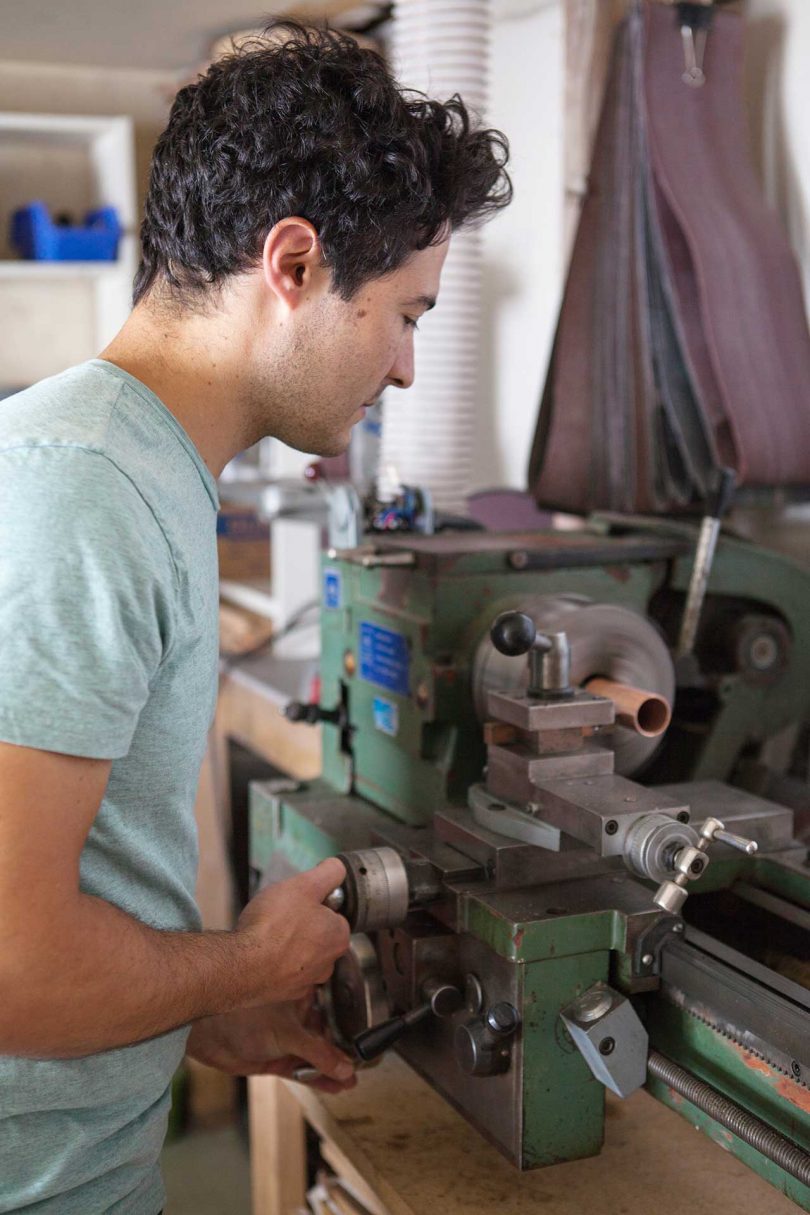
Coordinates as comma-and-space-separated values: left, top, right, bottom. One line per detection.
585, 678, 671, 738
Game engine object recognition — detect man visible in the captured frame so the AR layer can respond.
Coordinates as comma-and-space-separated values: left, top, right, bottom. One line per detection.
0, 21, 510, 1214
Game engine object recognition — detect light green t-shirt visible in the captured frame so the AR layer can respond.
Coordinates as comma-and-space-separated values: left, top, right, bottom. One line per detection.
0, 360, 220, 1214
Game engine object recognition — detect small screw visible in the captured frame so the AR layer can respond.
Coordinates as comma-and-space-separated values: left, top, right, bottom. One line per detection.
641, 953, 654, 967
792, 1060, 801, 1079
599, 1037, 615, 1056
677, 811, 690, 824
509, 550, 529, 570
690, 859, 705, 875
605, 820, 619, 836
672, 922, 684, 934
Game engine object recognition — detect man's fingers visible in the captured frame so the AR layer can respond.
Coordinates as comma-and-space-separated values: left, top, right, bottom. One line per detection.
303, 857, 347, 904
289, 1027, 355, 1082
262, 1057, 357, 1093
303, 1073, 358, 1095
289, 967, 332, 1001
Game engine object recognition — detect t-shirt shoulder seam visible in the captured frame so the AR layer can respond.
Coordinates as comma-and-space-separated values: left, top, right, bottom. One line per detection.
0, 440, 183, 595
93, 360, 219, 509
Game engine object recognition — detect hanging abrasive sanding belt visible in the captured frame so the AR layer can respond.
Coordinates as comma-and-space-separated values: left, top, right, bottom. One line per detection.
529, 1, 810, 514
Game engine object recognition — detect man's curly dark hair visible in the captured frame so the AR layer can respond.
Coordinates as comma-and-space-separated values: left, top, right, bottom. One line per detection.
133, 21, 511, 306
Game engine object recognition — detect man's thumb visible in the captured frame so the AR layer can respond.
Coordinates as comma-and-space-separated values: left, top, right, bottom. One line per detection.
304, 856, 347, 904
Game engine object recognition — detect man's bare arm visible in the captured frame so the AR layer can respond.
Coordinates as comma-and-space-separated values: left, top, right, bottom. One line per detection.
0, 742, 349, 1057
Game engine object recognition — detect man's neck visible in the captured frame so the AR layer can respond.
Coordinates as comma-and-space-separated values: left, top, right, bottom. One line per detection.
100, 300, 255, 478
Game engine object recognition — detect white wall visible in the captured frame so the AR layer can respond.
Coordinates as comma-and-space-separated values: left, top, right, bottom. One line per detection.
473, 0, 565, 492
743, 0, 810, 308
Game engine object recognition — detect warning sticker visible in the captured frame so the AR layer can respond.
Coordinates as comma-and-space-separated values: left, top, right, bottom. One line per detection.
359, 621, 410, 695
323, 567, 342, 610
372, 696, 399, 737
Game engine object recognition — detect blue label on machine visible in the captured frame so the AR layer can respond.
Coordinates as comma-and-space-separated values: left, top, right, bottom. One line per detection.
359, 622, 410, 695
372, 696, 399, 737
323, 567, 342, 610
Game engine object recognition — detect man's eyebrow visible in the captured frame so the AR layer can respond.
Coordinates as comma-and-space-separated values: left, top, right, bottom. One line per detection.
402, 295, 436, 311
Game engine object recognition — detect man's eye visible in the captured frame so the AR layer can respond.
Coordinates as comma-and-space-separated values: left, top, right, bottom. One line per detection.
404, 316, 420, 331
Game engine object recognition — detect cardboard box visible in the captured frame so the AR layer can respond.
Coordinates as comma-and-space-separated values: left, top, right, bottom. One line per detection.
216, 502, 271, 582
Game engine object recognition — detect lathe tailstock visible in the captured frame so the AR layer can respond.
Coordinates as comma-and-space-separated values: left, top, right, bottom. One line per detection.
250, 517, 810, 1208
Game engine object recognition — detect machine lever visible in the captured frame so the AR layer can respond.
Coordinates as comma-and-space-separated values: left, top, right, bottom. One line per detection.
353, 1004, 432, 1061
676, 467, 736, 662
353, 979, 464, 1062
284, 700, 342, 726
490, 611, 572, 698
711, 827, 757, 856
653, 815, 757, 913
324, 886, 345, 913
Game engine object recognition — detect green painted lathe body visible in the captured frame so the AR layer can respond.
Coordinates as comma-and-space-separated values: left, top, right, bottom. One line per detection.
251, 517, 810, 1204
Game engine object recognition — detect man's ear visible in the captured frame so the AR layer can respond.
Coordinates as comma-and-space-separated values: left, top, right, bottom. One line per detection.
261, 218, 324, 310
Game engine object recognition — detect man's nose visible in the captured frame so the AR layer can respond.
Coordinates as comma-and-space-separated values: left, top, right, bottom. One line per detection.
385, 333, 415, 391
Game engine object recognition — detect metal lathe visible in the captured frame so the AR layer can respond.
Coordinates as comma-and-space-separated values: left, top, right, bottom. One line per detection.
250, 513, 810, 1208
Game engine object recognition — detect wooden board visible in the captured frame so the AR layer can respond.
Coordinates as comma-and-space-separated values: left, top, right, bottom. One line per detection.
249, 1072, 307, 1215
250, 1054, 797, 1215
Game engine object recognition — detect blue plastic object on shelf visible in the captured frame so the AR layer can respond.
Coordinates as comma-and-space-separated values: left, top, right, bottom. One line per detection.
10, 200, 122, 262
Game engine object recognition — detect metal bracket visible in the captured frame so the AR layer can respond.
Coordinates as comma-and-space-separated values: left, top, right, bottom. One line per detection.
560, 982, 649, 1098
631, 912, 683, 980
468, 783, 562, 852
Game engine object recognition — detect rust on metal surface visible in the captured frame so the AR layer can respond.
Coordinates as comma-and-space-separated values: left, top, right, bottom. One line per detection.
776, 1077, 810, 1115
484, 721, 518, 746
737, 1049, 775, 1079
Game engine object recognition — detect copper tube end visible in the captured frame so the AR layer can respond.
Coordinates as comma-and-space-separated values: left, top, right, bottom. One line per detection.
585, 678, 672, 738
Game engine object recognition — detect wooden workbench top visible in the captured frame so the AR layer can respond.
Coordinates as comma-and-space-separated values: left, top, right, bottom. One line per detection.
266, 1053, 795, 1215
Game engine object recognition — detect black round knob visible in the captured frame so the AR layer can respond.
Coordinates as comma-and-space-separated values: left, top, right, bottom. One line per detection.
486, 1002, 520, 1037
284, 701, 342, 726
490, 611, 536, 657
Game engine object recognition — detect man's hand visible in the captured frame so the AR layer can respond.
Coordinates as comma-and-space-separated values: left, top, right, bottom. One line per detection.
235, 859, 351, 1006
187, 997, 357, 1094
0, 736, 352, 1056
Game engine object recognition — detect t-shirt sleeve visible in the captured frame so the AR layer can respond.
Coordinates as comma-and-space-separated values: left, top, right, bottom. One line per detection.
0, 445, 177, 759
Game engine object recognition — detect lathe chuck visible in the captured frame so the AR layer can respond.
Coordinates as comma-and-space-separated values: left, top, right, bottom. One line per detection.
337, 846, 410, 933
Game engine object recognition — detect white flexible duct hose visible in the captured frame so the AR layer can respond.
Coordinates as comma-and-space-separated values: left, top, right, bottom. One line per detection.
379, 0, 491, 514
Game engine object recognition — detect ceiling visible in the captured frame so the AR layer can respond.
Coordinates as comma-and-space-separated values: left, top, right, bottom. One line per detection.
0, 1, 386, 72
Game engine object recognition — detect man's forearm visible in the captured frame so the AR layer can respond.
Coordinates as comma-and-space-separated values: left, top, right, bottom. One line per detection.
0, 893, 257, 1057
